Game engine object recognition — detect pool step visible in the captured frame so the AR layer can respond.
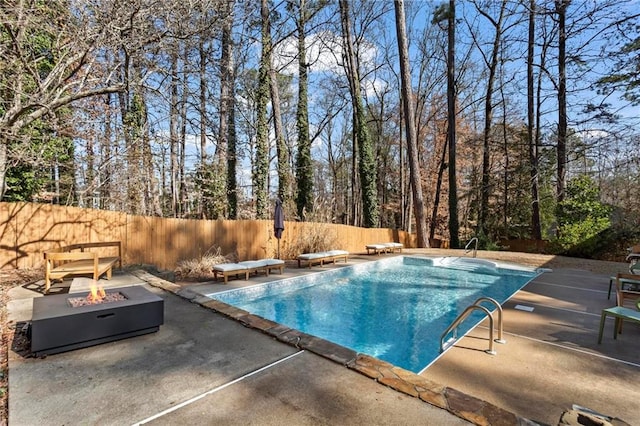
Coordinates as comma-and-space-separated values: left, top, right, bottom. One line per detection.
441, 258, 498, 273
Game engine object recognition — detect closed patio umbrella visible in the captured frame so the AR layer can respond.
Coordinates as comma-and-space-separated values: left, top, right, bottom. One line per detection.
274, 199, 285, 258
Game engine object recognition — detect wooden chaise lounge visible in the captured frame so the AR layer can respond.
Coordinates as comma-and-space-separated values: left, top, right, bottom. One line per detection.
365, 242, 403, 255
365, 244, 388, 255
213, 258, 285, 283
44, 241, 122, 293
297, 250, 349, 268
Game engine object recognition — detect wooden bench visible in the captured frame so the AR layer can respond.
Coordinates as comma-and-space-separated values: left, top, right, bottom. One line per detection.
44, 241, 122, 293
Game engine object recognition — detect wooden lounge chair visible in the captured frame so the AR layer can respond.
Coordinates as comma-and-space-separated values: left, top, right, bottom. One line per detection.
261, 258, 285, 274
239, 259, 285, 276
297, 250, 349, 268
383, 242, 403, 253
213, 259, 286, 283
365, 244, 387, 255
213, 263, 249, 283
365, 242, 403, 255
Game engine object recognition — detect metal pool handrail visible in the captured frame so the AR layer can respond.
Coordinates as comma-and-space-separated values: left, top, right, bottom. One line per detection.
464, 237, 478, 258
440, 297, 505, 355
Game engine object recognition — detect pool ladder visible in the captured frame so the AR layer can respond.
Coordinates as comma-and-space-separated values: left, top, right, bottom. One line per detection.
464, 237, 478, 258
440, 297, 505, 355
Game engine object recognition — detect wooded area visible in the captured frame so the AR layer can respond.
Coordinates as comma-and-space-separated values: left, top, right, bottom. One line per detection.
1, 0, 639, 254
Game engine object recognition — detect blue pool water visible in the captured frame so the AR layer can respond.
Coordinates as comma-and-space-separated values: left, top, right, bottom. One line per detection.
209, 256, 541, 373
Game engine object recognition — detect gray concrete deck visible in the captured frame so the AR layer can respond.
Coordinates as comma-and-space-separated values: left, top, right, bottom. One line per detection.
425, 266, 640, 425
7, 253, 640, 425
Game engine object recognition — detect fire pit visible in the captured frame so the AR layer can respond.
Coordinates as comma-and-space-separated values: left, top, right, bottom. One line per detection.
30, 285, 164, 356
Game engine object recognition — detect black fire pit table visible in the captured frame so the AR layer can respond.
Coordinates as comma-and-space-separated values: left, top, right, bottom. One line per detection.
31, 285, 164, 356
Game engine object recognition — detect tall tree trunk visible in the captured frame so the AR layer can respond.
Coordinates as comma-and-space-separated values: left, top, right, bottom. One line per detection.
398, 96, 406, 231
269, 18, 290, 206
119, 48, 146, 216
556, 0, 568, 206
169, 47, 180, 216
478, 0, 507, 239
199, 36, 208, 164
528, 0, 542, 239
0, 143, 6, 200
124, 90, 146, 215
501, 81, 509, 234
86, 131, 94, 207
339, 0, 379, 228
295, 0, 313, 220
179, 51, 189, 216
394, 0, 428, 247
101, 93, 113, 210
227, 96, 238, 219
142, 113, 162, 216
447, 0, 459, 248
197, 29, 208, 219
350, 109, 359, 227
218, 1, 232, 163
220, 0, 236, 218
254, 0, 271, 219
430, 133, 448, 242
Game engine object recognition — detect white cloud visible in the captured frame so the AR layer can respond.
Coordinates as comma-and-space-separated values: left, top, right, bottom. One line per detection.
273, 30, 384, 98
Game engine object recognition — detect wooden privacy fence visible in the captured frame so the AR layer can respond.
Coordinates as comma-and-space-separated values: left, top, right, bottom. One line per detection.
1, 202, 417, 271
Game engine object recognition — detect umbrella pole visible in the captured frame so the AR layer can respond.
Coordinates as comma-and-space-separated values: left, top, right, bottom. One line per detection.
277, 240, 280, 259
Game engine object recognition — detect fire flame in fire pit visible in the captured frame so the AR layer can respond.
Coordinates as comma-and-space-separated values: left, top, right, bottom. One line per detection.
87, 282, 107, 304
67, 280, 128, 308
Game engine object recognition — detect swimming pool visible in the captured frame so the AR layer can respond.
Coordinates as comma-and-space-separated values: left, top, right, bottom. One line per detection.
209, 256, 541, 373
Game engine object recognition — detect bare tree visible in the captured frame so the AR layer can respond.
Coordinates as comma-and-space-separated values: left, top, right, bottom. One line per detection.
253, 0, 271, 219
469, 0, 509, 239
0, 1, 129, 198
556, 0, 567, 205
528, 0, 542, 240
446, 0, 460, 248
291, 0, 317, 220
219, 0, 238, 218
338, 0, 379, 228
394, 0, 428, 247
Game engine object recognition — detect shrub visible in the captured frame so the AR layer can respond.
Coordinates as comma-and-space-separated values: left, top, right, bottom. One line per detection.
280, 224, 338, 259
175, 246, 231, 279
552, 175, 612, 257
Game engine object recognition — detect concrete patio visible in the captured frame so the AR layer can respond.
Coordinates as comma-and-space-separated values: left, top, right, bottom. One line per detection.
6, 251, 639, 425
